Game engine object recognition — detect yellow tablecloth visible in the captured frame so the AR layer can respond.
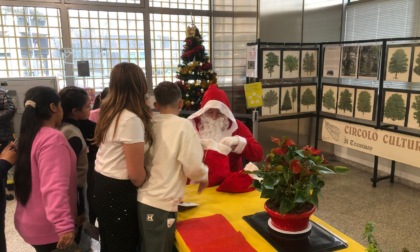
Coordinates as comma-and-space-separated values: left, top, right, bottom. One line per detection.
175, 185, 365, 252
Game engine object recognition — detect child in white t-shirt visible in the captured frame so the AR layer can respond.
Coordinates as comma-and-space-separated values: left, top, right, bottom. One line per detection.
137, 81, 208, 252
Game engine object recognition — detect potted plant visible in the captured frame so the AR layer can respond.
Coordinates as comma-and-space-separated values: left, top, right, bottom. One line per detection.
247, 136, 349, 234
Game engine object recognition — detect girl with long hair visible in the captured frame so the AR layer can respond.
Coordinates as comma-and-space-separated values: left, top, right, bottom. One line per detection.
93, 62, 153, 251
14, 86, 77, 252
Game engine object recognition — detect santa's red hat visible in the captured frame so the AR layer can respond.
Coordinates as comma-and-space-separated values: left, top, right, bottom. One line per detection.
188, 84, 238, 135
201, 84, 231, 109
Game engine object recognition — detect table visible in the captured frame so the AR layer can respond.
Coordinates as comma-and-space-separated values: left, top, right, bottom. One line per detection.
175, 185, 365, 252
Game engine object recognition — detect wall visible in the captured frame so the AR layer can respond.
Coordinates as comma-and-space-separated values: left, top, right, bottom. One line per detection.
259, 0, 344, 43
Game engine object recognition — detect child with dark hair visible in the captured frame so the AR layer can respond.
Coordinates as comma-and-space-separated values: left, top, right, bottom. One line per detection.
14, 86, 77, 252
89, 88, 109, 123
58, 86, 91, 250
137, 81, 208, 252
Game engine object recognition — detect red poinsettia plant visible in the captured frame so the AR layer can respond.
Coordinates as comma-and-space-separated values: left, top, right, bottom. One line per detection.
247, 136, 349, 215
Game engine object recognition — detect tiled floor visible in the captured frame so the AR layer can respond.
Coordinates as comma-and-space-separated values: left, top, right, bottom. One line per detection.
4, 162, 420, 251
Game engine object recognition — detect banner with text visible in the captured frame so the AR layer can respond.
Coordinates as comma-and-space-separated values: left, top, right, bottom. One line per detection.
322, 119, 420, 168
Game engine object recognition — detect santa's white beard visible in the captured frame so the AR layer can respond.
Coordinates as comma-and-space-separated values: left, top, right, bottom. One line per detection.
198, 114, 231, 142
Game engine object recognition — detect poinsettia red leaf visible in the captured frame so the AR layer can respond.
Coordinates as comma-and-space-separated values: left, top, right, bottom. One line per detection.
271, 136, 281, 145
290, 160, 301, 174
310, 146, 322, 155
283, 138, 297, 148
272, 147, 283, 155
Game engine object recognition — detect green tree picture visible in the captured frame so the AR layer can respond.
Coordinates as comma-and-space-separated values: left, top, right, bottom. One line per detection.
281, 90, 292, 111
384, 93, 406, 121
414, 52, 420, 76
263, 89, 279, 113
388, 48, 408, 79
291, 87, 297, 111
341, 47, 358, 76
264, 52, 280, 77
357, 91, 372, 115
302, 52, 316, 76
284, 55, 299, 73
322, 89, 336, 111
411, 95, 420, 127
338, 89, 353, 113
301, 88, 316, 109
359, 46, 380, 77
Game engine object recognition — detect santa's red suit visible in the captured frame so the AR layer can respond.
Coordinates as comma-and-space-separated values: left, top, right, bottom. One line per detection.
188, 84, 263, 178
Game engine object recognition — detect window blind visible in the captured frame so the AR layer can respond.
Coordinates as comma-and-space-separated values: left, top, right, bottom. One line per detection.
344, 0, 420, 41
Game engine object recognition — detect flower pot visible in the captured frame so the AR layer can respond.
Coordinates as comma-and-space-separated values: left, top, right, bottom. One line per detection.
264, 201, 316, 234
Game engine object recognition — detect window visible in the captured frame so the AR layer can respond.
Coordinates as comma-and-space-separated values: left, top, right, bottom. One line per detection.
0, 6, 62, 78
344, 0, 420, 41
0, 1, 257, 92
150, 13, 210, 86
68, 9, 144, 89
150, 0, 209, 10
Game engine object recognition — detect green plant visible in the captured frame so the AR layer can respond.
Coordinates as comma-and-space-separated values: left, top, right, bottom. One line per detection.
364, 222, 382, 252
363, 222, 410, 252
247, 136, 349, 214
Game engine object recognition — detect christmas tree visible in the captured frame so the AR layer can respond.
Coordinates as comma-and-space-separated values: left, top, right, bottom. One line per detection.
176, 21, 217, 110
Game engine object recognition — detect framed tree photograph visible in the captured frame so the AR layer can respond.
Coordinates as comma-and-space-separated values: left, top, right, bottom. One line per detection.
301, 50, 318, 78
407, 92, 420, 129
354, 88, 377, 121
337, 86, 355, 116
341, 46, 359, 78
262, 87, 280, 116
280, 86, 298, 115
382, 90, 408, 127
385, 46, 412, 82
299, 84, 317, 113
282, 50, 300, 79
411, 46, 420, 83
262, 50, 281, 80
358, 45, 381, 80
321, 84, 338, 114
322, 45, 341, 78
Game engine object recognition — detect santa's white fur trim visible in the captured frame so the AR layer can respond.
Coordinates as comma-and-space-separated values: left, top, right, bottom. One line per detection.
232, 135, 247, 154
200, 139, 232, 155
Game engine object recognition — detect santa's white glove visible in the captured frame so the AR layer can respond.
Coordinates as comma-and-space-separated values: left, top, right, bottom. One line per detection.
220, 136, 240, 148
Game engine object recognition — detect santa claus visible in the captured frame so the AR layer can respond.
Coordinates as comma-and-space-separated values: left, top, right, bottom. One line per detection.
188, 84, 263, 189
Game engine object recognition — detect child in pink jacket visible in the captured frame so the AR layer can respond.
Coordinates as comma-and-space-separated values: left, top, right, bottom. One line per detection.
14, 86, 77, 252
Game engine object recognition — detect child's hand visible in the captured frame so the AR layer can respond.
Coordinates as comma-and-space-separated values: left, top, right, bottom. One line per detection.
57, 231, 75, 250
197, 179, 208, 194
0, 142, 17, 165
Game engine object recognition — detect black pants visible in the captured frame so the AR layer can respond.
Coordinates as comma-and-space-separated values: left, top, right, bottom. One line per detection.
93, 171, 139, 252
0, 179, 6, 252
0, 141, 9, 252
32, 243, 57, 252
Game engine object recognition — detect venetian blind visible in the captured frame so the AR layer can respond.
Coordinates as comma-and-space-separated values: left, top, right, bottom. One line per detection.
344, 0, 420, 41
